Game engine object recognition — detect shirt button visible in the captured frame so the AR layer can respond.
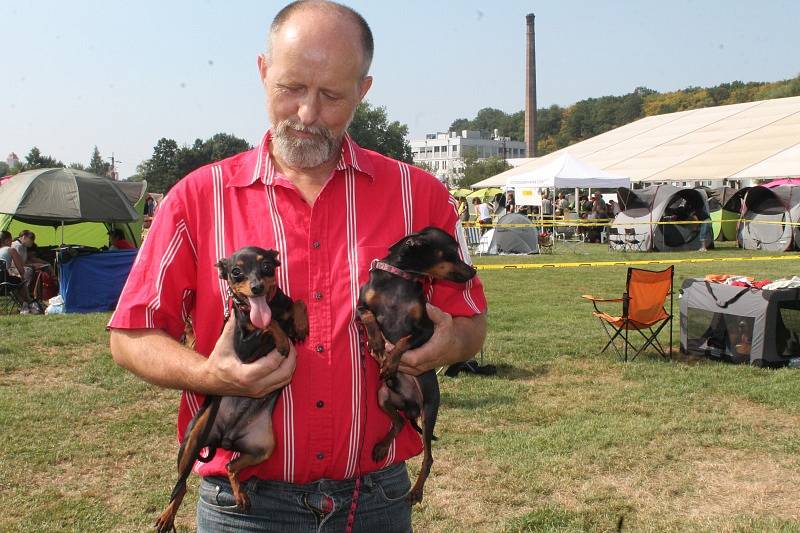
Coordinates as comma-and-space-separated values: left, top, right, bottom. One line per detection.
312, 241, 321, 249
316, 400, 324, 408
314, 291, 323, 300
315, 344, 324, 353
316, 452, 324, 460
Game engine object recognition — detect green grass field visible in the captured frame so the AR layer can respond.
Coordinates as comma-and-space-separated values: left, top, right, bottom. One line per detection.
2, 242, 800, 532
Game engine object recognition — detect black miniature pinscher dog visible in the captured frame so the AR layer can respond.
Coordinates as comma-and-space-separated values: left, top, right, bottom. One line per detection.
357, 226, 476, 504
155, 246, 308, 533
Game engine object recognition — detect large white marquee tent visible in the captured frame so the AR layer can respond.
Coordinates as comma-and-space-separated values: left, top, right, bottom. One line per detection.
473, 95, 800, 187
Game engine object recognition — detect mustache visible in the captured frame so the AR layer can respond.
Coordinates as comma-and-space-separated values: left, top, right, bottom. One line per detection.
276, 119, 335, 141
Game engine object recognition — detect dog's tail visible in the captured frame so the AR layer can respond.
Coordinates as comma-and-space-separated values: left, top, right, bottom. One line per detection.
196, 446, 218, 464
409, 418, 438, 441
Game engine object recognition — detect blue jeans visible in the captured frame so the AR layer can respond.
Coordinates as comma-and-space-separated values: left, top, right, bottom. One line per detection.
196, 462, 413, 533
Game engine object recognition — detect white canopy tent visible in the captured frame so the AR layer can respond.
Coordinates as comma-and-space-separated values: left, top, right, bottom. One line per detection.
503, 153, 631, 189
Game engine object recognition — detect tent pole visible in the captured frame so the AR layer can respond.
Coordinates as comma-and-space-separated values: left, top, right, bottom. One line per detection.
60, 221, 65, 246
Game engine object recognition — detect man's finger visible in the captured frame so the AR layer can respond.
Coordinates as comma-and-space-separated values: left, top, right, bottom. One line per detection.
426, 303, 447, 323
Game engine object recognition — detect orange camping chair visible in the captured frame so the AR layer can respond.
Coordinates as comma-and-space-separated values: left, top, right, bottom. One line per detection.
582, 266, 674, 361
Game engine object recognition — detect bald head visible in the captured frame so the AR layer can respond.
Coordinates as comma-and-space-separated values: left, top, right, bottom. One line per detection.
267, 0, 374, 78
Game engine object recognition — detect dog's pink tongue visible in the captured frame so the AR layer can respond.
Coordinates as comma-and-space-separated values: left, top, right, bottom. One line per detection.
248, 296, 272, 329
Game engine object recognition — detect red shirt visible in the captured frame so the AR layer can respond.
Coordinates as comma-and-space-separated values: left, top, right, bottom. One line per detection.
113, 239, 136, 250
109, 131, 487, 483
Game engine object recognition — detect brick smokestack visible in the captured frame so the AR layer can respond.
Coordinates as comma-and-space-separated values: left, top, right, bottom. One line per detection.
525, 13, 537, 157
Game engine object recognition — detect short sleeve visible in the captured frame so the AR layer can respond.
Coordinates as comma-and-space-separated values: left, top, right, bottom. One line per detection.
108, 188, 198, 340
417, 175, 487, 317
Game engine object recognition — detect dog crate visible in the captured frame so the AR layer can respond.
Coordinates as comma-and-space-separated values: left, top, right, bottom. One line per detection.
680, 278, 800, 366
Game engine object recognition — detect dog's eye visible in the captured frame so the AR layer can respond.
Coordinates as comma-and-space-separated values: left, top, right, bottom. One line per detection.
231, 267, 243, 277
261, 262, 274, 276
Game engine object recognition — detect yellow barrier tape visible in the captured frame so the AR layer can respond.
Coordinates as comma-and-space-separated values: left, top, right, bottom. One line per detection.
474, 254, 800, 270
464, 219, 800, 228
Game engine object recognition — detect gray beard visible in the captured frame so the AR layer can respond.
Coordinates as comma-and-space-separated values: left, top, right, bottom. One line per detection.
272, 120, 341, 168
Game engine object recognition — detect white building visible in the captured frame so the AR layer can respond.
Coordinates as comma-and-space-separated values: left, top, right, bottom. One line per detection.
410, 130, 527, 182
5, 152, 20, 169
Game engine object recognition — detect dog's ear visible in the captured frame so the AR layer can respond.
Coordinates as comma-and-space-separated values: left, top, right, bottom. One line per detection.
215, 258, 228, 279
266, 249, 280, 267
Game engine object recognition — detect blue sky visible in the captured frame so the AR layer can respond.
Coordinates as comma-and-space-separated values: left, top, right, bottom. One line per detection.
2, 0, 798, 178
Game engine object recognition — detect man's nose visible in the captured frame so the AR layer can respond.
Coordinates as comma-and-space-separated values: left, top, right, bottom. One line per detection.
297, 92, 321, 126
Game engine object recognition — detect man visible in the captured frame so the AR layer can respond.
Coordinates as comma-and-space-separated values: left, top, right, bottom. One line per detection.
590, 192, 607, 219
108, 2, 487, 531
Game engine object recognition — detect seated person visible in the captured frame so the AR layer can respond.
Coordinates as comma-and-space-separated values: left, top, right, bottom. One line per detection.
0, 230, 35, 311
108, 229, 136, 250
12, 230, 51, 278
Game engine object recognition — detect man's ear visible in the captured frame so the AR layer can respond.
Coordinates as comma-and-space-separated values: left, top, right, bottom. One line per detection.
358, 75, 373, 101
215, 259, 228, 280
257, 53, 269, 87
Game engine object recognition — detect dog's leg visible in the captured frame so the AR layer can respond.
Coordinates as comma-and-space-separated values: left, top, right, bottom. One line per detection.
372, 382, 408, 462
225, 394, 279, 512
357, 306, 387, 363
225, 451, 270, 511
154, 483, 186, 533
268, 321, 292, 356
407, 371, 440, 505
155, 398, 220, 532
292, 300, 309, 340
380, 334, 412, 381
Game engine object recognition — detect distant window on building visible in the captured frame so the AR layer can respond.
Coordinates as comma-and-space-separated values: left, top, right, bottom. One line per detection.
452, 145, 458, 153
434, 146, 440, 153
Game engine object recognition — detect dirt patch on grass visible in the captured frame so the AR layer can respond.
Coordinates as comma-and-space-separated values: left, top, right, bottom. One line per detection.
683, 448, 800, 521
551, 446, 800, 529
727, 398, 800, 431
409, 447, 533, 532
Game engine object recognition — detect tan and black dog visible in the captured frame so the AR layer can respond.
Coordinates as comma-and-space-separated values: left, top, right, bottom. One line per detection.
357, 226, 476, 504
155, 246, 308, 533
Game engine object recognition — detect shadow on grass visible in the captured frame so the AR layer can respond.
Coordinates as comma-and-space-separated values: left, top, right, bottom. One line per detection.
444, 363, 548, 381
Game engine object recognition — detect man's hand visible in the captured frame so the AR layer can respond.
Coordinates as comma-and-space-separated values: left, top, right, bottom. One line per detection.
397, 304, 486, 375
202, 318, 297, 397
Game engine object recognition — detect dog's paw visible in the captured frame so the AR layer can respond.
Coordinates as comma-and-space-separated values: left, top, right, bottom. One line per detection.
372, 442, 389, 462
406, 488, 424, 505
154, 513, 175, 533
234, 490, 251, 512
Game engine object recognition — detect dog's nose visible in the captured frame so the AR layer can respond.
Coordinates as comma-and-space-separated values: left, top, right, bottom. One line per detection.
251, 283, 265, 295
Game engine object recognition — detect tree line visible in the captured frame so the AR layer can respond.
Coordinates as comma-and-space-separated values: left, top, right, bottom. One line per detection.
450, 75, 800, 156
6, 75, 797, 192
0, 146, 113, 178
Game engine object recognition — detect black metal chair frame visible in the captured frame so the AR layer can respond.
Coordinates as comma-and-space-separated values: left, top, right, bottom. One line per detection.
623, 228, 643, 252
586, 266, 674, 362
0, 259, 26, 314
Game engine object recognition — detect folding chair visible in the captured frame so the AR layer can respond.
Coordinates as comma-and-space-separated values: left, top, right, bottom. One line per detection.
582, 266, 674, 362
623, 228, 641, 252
607, 227, 624, 251
0, 260, 26, 314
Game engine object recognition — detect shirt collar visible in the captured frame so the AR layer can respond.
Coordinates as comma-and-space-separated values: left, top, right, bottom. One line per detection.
229, 130, 375, 188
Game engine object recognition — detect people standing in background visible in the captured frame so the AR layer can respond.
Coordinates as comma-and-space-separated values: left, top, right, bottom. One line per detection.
473, 197, 492, 233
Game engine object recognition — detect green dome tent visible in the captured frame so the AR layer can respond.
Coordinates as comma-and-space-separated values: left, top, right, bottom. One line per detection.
698, 187, 749, 242
0, 169, 146, 247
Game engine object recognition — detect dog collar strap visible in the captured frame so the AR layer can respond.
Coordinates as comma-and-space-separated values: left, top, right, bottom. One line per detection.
371, 259, 426, 282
